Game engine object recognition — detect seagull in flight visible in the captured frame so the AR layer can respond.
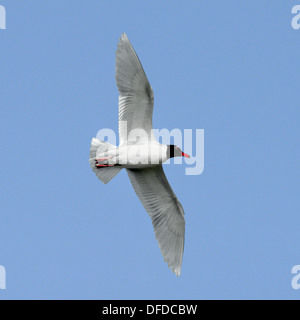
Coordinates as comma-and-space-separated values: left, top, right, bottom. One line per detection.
89, 33, 190, 276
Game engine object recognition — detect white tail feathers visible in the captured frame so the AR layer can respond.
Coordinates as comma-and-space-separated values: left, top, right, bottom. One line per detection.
89, 138, 122, 184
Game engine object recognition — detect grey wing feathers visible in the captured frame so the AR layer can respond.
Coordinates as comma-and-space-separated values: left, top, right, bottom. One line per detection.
116, 33, 154, 145
126, 166, 185, 276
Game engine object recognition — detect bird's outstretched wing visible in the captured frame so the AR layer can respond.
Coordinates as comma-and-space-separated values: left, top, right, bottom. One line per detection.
116, 33, 154, 146
126, 166, 185, 276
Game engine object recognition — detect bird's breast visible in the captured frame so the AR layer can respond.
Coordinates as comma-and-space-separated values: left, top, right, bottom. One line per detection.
118, 144, 167, 167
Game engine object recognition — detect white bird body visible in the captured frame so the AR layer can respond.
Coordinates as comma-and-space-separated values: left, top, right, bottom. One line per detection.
89, 34, 189, 276
95, 141, 168, 168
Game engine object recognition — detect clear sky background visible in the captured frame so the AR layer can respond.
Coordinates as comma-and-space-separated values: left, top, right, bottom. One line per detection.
0, 1, 299, 300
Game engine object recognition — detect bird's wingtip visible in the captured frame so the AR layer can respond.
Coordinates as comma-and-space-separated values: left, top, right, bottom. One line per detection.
174, 267, 181, 277
120, 32, 128, 40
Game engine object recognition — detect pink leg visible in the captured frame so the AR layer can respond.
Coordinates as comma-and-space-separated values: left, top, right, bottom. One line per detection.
96, 157, 113, 161
95, 164, 116, 168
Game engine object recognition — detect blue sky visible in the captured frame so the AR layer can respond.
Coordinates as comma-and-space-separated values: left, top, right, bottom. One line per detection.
0, 1, 299, 299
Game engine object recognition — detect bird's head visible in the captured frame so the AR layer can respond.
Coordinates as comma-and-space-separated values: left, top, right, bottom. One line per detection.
167, 145, 190, 159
